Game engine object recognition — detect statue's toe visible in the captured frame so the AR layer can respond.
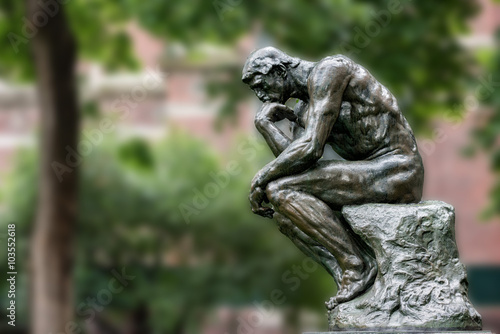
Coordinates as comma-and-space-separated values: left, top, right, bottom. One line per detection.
326, 258, 377, 310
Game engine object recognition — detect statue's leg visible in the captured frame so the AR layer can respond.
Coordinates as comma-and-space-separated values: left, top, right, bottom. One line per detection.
266, 182, 377, 309
265, 154, 422, 308
274, 212, 343, 285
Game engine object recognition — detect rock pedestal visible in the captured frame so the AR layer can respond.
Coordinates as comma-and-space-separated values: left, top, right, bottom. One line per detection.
329, 201, 482, 331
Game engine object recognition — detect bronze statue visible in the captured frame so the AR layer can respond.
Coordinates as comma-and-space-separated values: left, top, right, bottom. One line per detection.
241, 47, 483, 331
242, 47, 424, 308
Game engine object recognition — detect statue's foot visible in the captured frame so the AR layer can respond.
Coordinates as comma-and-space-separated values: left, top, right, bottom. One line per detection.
325, 257, 377, 311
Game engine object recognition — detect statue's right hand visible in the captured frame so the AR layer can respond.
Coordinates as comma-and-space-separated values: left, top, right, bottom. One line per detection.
249, 186, 274, 219
256, 102, 297, 124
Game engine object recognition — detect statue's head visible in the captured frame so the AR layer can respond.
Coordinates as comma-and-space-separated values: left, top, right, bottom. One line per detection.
242, 47, 300, 103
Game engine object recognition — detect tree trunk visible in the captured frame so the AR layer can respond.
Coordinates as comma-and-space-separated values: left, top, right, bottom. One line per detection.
28, 0, 79, 333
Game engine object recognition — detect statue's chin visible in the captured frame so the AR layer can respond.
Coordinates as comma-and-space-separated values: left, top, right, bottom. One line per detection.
269, 97, 286, 104
261, 93, 286, 104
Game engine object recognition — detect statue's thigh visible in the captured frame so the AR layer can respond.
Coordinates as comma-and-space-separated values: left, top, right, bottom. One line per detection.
273, 155, 417, 208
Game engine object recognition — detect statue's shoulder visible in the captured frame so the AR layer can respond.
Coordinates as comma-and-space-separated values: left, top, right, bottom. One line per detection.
309, 55, 355, 86
316, 54, 355, 70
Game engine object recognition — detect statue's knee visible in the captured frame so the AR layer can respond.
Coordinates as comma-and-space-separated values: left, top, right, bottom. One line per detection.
265, 181, 281, 205
266, 180, 292, 206
398, 162, 424, 203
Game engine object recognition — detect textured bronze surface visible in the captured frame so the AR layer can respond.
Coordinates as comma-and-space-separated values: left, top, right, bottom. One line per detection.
329, 202, 481, 330
241, 47, 481, 330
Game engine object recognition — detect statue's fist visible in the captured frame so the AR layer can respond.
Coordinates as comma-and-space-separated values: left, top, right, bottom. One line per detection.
249, 186, 274, 219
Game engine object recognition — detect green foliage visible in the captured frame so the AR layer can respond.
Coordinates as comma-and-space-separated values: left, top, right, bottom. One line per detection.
65, 0, 137, 70
143, 0, 478, 134
205, 67, 251, 128
0, 1, 34, 80
1, 131, 334, 332
117, 137, 155, 172
0, 0, 139, 82
0, 0, 485, 168
0, 0, 486, 167
0, 148, 37, 327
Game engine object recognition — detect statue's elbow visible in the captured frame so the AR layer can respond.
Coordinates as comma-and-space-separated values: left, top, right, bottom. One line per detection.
254, 116, 267, 130
303, 142, 323, 162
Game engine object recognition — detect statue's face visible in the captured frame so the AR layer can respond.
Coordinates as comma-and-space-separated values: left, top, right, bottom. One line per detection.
247, 70, 287, 104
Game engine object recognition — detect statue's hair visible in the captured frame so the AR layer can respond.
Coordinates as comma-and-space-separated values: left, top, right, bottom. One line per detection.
242, 47, 300, 83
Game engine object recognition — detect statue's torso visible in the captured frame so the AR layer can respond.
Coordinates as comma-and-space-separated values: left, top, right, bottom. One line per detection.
294, 57, 420, 162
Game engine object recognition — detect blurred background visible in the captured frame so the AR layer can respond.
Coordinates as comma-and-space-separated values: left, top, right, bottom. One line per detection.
0, 0, 499, 333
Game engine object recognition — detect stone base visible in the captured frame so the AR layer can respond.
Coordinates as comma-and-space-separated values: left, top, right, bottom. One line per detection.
328, 201, 482, 330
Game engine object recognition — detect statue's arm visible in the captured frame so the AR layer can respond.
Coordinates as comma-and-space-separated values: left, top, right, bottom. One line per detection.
290, 100, 306, 140
255, 101, 306, 157
255, 113, 292, 158
251, 61, 350, 190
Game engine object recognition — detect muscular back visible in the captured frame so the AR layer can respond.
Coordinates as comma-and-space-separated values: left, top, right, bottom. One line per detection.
294, 56, 420, 162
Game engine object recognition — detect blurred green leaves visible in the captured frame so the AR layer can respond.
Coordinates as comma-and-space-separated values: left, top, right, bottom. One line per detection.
0, 0, 484, 134
1, 130, 334, 332
0, 0, 139, 81
166, 0, 477, 134
118, 138, 154, 172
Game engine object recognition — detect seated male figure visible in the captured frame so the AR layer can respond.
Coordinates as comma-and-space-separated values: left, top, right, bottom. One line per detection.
242, 47, 424, 308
